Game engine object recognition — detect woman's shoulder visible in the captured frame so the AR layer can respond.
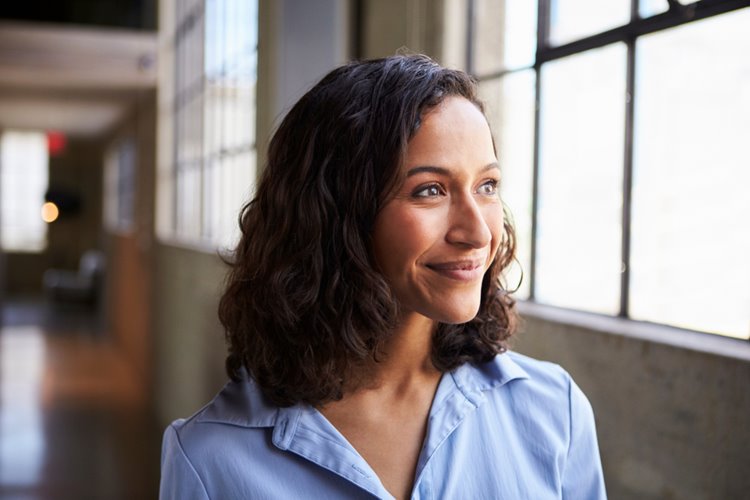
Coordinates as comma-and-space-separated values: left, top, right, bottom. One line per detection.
165, 375, 279, 447
466, 350, 592, 413
160, 375, 284, 493
503, 350, 572, 389
464, 352, 600, 460
468, 350, 573, 389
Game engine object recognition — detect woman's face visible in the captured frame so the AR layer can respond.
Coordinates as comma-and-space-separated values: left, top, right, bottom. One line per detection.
372, 96, 504, 325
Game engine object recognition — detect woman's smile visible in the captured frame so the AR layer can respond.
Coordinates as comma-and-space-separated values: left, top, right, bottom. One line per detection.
424, 257, 487, 282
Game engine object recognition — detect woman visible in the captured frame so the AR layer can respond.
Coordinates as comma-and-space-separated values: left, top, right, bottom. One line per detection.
160, 55, 606, 499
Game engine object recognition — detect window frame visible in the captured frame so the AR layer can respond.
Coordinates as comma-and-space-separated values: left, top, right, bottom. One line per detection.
467, 0, 750, 339
165, 0, 258, 249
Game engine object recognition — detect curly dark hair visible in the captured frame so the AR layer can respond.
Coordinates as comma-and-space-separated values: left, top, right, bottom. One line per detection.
219, 54, 518, 407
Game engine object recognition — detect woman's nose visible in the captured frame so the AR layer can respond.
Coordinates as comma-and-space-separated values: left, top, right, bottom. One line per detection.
445, 194, 493, 248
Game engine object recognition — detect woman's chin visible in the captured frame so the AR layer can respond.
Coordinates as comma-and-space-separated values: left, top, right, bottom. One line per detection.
431, 303, 481, 325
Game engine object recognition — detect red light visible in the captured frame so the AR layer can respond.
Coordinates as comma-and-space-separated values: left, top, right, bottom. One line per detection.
47, 131, 66, 156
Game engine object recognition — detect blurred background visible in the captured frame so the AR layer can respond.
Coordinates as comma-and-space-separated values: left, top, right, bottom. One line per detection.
0, 0, 747, 498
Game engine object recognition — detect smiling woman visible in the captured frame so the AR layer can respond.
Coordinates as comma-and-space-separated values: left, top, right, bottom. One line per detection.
160, 55, 607, 500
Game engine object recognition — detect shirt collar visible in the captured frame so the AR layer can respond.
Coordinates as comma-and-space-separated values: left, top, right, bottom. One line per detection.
449, 351, 531, 406
195, 375, 281, 428
195, 352, 529, 428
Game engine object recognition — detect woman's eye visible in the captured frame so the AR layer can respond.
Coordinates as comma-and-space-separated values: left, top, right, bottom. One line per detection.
413, 184, 443, 198
478, 180, 499, 196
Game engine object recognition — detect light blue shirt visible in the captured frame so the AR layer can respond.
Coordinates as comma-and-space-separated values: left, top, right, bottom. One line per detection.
160, 351, 606, 499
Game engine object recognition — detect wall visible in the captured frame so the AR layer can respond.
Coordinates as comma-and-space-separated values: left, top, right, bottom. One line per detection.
104, 90, 156, 408
514, 305, 750, 500
256, 0, 351, 167
152, 244, 227, 423
359, 0, 443, 60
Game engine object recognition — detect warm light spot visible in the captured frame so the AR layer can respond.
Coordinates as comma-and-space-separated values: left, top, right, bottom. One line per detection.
41, 202, 59, 223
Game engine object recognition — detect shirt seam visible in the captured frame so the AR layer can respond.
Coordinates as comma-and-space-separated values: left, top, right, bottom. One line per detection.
412, 376, 480, 493
285, 441, 388, 498
172, 424, 212, 500
290, 420, 388, 497
195, 418, 273, 429
449, 369, 480, 407
297, 423, 360, 455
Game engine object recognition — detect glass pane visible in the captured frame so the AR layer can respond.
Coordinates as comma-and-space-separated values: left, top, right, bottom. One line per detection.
0, 131, 48, 252
536, 43, 627, 314
631, 8, 750, 339
204, 0, 222, 77
203, 157, 218, 242
550, 0, 630, 46
218, 152, 255, 249
479, 69, 536, 298
474, 0, 537, 75
116, 139, 136, 232
641, 0, 710, 18
639, 0, 668, 18
176, 164, 202, 241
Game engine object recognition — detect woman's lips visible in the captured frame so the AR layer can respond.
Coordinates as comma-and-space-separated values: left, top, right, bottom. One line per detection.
426, 259, 485, 281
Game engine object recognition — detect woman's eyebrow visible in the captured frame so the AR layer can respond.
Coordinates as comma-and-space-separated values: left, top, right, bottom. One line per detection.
405, 162, 500, 177
405, 165, 450, 177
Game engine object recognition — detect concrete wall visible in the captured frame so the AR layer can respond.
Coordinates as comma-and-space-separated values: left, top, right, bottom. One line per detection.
152, 244, 227, 424
359, 0, 444, 60
256, 0, 351, 168
514, 305, 750, 500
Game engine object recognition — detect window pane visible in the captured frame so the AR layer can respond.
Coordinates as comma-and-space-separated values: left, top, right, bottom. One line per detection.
0, 131, 48, 252
474, 0, 537, 75
198, 0, 257, 247
536, 44, 627, 314
176, 164, 202, 240
204, 0, 222, 77
631, 8, 750, 339
639, 0, 668, 18
479, 70, 536, 298
641, 0, 701, 17
550, 0, 630, 46
203, 157, 219, 242
103, 139, 136, 233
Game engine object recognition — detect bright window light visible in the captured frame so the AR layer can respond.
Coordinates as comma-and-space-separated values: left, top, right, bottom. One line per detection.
1, 131, 49, 252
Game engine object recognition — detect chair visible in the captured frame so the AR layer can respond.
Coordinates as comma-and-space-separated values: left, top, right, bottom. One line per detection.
43, 250, 105, 303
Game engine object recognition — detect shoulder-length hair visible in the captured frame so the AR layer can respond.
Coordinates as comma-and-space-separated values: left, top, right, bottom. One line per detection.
219, 54, 517, 407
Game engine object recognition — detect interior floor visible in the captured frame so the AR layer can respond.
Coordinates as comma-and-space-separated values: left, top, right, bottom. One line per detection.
0, 296, 161, 499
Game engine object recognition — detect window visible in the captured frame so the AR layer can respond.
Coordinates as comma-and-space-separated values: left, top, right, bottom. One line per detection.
0, 131, 49, 252
470, 0, 750, 340
157, 0, 258, 249
103, 139, 137, 234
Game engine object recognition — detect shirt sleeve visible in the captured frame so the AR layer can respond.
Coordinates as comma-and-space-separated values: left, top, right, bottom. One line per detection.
562, 378, 607, 500
160, 423, 211, 500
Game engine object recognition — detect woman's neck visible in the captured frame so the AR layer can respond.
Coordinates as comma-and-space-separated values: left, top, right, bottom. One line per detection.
368, 313, 439, 390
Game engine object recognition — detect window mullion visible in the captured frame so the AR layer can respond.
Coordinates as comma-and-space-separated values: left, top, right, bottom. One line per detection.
620, 36, 636, 318
529, 0, 551, 300
537, 0, 551, 53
